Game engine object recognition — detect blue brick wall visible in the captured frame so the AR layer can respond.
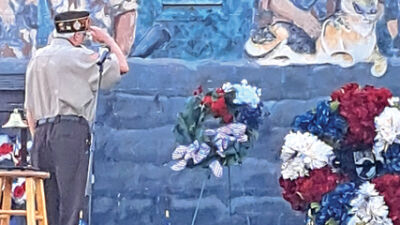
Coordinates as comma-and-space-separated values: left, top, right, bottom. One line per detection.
90, 58, 400, 225
2, 58, 400, 224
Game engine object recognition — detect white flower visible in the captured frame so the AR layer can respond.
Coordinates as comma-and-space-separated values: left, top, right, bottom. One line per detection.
222, 79, 261, 108
373, 107, 400, 162
388, 97, 400, 106
348, 182, 393, 225
280, 131, 334, 180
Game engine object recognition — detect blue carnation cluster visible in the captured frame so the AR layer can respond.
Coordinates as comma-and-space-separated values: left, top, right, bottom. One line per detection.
314, 183, 357, 225
236, 102, 264, 129
383, 144, 400, 173
292, 101, 347, 143
282, 85, 400, 225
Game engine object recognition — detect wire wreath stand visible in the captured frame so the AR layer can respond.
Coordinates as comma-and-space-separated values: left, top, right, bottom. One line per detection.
190, 166, 234, 225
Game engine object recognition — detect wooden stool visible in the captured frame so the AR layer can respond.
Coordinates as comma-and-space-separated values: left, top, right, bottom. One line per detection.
0, 170, 50, 225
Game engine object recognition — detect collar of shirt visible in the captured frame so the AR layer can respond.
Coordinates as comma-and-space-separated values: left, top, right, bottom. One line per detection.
51, 37, 74, 46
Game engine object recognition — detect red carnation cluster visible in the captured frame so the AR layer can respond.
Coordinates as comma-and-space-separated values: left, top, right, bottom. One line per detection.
13, 182, 25, 199
202, 88, 233, 123
331, 83, 392, 146
279, 167, 343, 211
0, 143, 13, 155
373, 174, 400, 225
193, 85, 203, 96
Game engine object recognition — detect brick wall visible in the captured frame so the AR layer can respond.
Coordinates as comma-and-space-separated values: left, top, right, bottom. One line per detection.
1, 58, 400, 224
90, 58, 400, 225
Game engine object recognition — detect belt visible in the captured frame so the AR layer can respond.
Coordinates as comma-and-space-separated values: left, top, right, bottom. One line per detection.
36, 115, 88, 127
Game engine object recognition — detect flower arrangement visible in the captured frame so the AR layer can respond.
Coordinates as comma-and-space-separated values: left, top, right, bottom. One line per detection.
0, 135, 13, 162
0, 134, 33, 207
279, 83, 400, 225
12, 178, 26, 206
171, 80, 265, 177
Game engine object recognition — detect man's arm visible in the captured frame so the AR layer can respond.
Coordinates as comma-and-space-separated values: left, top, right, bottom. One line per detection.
89, 26, 129, 74
26, 109, 36, 137
24, 59, 36, 137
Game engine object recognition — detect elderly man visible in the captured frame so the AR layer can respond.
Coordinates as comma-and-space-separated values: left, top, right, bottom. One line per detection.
24, 11, 128, 225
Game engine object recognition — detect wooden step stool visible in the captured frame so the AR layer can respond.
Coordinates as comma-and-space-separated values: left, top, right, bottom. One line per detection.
0, 170, 50, 225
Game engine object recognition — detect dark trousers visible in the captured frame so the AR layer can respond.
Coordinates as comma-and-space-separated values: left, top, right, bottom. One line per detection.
31, 118, 90, 225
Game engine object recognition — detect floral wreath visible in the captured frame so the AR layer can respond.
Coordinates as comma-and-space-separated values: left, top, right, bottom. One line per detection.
171, 80, 266, 177
0, 134, 28, 206
279, 83, 400, 225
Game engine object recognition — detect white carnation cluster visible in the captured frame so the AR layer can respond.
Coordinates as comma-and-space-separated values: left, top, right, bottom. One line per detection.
348, 182, 393, 225
373, 106, 400, 162
280, 131, 334, 180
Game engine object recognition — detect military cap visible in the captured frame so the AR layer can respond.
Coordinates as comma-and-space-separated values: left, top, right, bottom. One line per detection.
54, 11, 90, 33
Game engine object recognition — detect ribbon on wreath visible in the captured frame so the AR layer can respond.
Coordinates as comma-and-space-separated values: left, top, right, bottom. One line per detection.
204, 123, 248, 158
171, 140, 211, 171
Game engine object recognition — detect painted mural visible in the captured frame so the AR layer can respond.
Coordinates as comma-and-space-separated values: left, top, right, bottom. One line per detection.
0, 0, 137, 58
246, 0, 400, 77
131, 0, 254, 59
0, 0, 400, 75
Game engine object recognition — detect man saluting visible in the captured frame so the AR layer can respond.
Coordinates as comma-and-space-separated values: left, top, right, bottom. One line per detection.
24, 11, 129, 225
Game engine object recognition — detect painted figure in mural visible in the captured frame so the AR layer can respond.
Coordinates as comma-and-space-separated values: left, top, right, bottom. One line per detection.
377, 0, 400, 57
24, 11, 128, 225
246, 0, 388, 77
0, 0, 38, 58
0, 0, 137, 58
48, 0, 138, 56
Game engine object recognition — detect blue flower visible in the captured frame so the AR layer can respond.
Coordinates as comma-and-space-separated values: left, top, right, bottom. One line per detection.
292, 101, 347, 143
235, 102, 264, 129
315, 183, 357, 225
383, 144, 400, 173
222, 80, 261, 108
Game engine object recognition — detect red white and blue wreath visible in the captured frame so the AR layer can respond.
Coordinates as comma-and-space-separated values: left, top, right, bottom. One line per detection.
171, 80, 266, 177
0, 134, 30, 206
279, 83, 400, 225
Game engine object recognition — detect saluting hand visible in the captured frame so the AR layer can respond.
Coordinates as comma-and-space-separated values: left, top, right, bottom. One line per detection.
89, 26, 113, 44
89, 26, 129, 74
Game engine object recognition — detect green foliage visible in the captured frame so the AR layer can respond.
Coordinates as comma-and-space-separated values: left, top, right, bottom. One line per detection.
173, 97, 204, 145
172, 87, 263, 172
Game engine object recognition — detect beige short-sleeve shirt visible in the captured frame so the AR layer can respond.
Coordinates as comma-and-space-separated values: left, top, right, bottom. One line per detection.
24, 38, 121, 123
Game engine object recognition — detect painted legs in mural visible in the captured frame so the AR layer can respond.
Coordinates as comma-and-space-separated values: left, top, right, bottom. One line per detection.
114, 10, 138, 56
377, 0, 400, 57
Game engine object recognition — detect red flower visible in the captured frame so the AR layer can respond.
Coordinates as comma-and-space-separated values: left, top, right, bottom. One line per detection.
373, 174, 400, 225
215, 88, 224, 96
193, 86, 203, 96
279, 167, 343, 211
331, 83, 392, 146
0, 143, 13, 155
202, 94, 233, 123
202, 95, 213, 105
13, 183, 25, 199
